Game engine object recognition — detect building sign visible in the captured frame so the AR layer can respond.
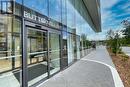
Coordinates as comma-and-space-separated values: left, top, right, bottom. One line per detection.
24, 11, 49, 25
24, 10, 61, 29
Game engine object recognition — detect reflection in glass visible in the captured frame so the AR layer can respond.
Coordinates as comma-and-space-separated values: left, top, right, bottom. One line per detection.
15, 0, 22, 4
49, 0, 61, 22
0, 2, 1, 12
67, 33, 77, 64
67, 33, 73, 64
0, 15, 22, 87
61, 31, 68, 69
24, 0, 48, 16
76, 35, 80, 59
15, 2, 22, 16
2, 2, 7, 12
49, 33, 60, 75
66, 0, 75, 32
7, 2, 12, 13
27, 27, 48, 87
61, 0, 67, 25
13, 18, 21, 68
1, 1, 13, 13
72, 34, 76, 60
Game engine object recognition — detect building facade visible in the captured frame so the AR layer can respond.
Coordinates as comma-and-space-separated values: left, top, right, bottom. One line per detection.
0, 0, 101, 87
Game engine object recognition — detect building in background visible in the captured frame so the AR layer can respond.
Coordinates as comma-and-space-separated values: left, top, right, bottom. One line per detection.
0, 0, 101, 87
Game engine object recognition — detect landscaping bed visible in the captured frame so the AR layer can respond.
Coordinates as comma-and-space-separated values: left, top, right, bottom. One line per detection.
107, 48, 130, 87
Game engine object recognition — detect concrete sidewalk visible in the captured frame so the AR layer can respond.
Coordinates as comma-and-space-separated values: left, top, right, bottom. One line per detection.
38, 46, 124, 87
122, 47, 130, 56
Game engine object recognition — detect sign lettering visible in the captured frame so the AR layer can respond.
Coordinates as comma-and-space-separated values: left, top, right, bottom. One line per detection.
24, 11, 48, 24
24, 11, 60, 29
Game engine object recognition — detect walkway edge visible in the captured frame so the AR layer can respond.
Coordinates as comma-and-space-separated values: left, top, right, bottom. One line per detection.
81, 59, 124, 87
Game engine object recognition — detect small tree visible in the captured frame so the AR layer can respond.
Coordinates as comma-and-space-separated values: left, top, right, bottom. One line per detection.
106, 30, 122, 55
106, 29, 114, 49
112, 33, 121, 55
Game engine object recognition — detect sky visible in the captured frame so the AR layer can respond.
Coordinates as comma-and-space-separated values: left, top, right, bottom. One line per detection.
89, 0, 130, 40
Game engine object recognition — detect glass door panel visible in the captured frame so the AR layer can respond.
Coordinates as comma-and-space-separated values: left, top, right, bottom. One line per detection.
67, 33, 77, 64
61, 31, 68, 69
27, 27, 48, 87
49, 32, 60, 75
14, 36, 21, 68
76, 35, 80, 59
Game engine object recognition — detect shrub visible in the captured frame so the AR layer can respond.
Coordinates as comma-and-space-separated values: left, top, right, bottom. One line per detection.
121, 54, 129, 62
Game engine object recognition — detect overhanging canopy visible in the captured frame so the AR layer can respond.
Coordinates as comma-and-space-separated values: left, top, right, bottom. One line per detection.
71, 0, 101, 32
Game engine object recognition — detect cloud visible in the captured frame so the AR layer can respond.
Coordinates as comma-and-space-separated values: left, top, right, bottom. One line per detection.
97, 0, 123, 40
100, 0, 118, 9
101, 0, 119, 22
115, 1, 130, 11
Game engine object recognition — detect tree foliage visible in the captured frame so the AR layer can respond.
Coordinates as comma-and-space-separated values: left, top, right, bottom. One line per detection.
81, 34, 91, 48
121, 19, 130, 45
106, 30, 122, 55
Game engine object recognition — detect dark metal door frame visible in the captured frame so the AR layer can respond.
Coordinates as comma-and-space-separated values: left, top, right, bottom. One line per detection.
21, 18, 28, 87
22, 20, 62, 87
22, 20, 50, 87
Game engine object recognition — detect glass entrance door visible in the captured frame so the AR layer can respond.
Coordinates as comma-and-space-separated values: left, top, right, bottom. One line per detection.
49, 32, 61, 75
25, 26, 61, 86
26, 27, 48, 87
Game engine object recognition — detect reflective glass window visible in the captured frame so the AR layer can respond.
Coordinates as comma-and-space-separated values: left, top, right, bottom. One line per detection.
15, 0, 22, 4
1, 1, 13, 13
66, 0, 75, 32
0, 2, 1, 13
24, 0, 48, 16
0, 15, 22, 87
49, 0, 61, 22
2, 2, 7, 12
61, 0, 67, 25
7, 2, 12, 13
14, 1, 22, 16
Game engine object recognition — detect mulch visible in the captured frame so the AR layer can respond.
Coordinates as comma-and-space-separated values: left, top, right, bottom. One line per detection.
107, 48, 130, 87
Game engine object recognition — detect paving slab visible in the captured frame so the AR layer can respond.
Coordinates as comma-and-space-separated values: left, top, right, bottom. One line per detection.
83, 46, 115, 68
38, 46, 124, 87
